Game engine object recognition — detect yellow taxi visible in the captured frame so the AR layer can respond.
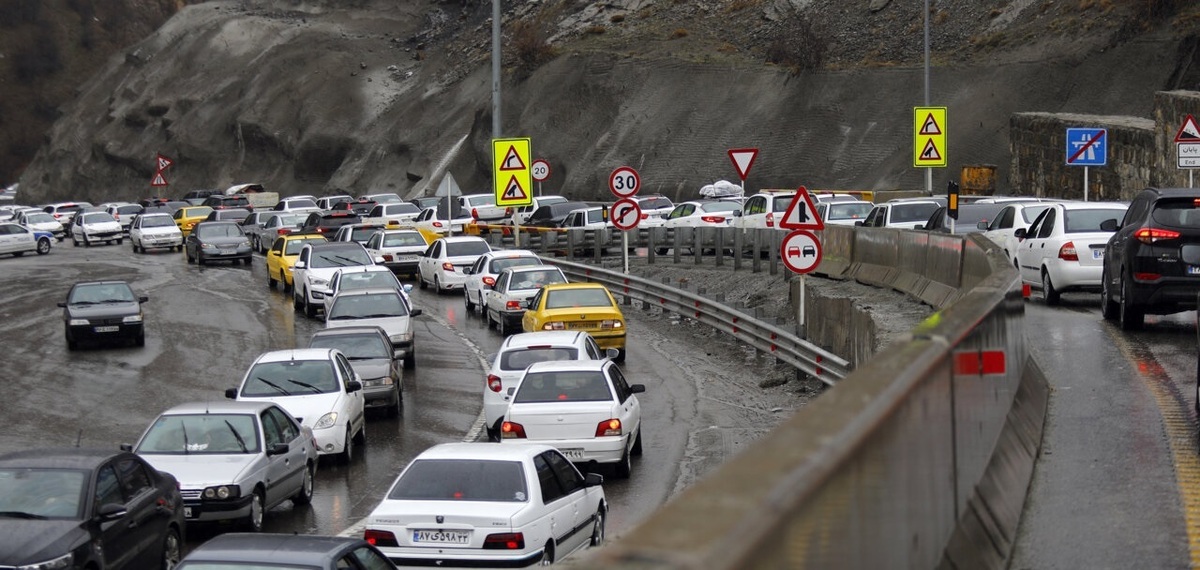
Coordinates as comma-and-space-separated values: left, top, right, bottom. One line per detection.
172, 206, 213, 237
266, 233, 329, 292
521, 282, 626, 361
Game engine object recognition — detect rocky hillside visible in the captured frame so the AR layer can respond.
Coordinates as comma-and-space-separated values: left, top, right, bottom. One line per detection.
11, 0, 1200, 203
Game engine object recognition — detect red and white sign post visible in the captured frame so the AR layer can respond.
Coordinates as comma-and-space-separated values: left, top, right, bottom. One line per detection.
609, 166, 641, 274
778, 186, 824, 333
151, 153, 173, 188
727, 148, 758, 196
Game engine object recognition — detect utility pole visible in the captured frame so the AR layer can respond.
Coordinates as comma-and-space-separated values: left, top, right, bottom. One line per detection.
492, 0, 501, 140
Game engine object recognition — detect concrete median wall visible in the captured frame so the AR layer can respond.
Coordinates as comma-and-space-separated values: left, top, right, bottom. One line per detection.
577, 227, 1047, 569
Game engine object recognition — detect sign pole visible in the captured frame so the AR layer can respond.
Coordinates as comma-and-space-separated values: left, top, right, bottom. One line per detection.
799, 274, 806, 336
622, 231, 629, 275
1191, 169, 1194, 189
1084, 166, 1089, 202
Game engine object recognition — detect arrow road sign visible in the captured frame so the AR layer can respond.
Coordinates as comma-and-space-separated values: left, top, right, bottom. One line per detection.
781, 230, 822, 275
609, 167, 640, 198
727, 148, 758, 181
778, 186, 824, 231
1065, 128, 1107, 166
611, 198, 641, 231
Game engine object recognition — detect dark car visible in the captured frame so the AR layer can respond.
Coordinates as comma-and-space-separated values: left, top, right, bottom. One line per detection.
185, 221, 253, 265
310, 326, 402, 416
920, 203, 1005, 235
58, 280, 148, 350
1101, 187, 1200, 329
180, 188, 224, 205
525, 200, 590, 228
204, 207, 251, 223
177, 533, 394, 569
300, 211, 364, 235
202, 194, 253, 211
332, 199, 378, 216
0, 448, 186, 569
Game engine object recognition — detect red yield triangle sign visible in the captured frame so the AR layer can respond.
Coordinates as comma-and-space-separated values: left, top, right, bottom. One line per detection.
501, 175, 529, 201
778, 186, 823, 230
727, 148, 758, 181
1176, 114, 1200, 142
150, 172, 168, 187
499, 146, 526, 171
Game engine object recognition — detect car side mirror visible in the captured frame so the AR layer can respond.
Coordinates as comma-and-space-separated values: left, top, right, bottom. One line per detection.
524, 299, 535, 309
56, 302, 66, 308
96, 503, 128, 522
914, 224, 925, 230
347, 380, 363, 393
976, 221, 989, 230
506, 387, 517, 397
605, 348, 620, 360
463, 267, 473, 275
119, 443, 133, 452
1013, 228, 1027, 239
403, 284, 414, 293
1100, 218, 1118, 232
293, 260, 306, 269
138, 296, 149, 303
267, 443, 290, 456
224, 388, 238, 399
411, 308, 423, 317
854, 221, 864, 226
583, 472, 604, 487
630, 384, 646, 394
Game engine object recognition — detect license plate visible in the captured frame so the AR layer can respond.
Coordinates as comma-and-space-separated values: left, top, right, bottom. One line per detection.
399, 255, 417, 262
94, 326, 119, 333
184, 507, 194, 519
1188, 266, 1200, 275
1092, 249, 1104, 260
413, 529, 470, 544
561, 448, 585, 459
568, 322, 594, 330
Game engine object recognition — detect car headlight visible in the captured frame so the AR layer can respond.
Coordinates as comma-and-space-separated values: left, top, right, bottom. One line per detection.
363, 377, 392, 387
313, 411, 338, 429
310, 277, 329, 287
202, 485, 241, 500
68, 319, 89, 326
17, 552, 73, 570
240, 239, 251, 247
123, 314, 143, 323
391, 332, 413, 344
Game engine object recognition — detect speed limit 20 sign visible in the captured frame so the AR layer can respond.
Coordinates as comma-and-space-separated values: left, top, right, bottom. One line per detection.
609, 166, 640, 198
531, 159, 551, 182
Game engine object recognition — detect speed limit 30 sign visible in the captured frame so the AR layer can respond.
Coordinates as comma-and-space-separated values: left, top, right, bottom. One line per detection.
609, 166, 640, 198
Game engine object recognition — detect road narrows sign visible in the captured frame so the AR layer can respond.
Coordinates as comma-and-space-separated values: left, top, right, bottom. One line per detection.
781, 230, 822, 274
727, 148, 759, 181
778, 186, 824, 231
611, 198, 641, 231
493, 138, 533, 207
609, 167, 640, 198
151, 172, 168, 187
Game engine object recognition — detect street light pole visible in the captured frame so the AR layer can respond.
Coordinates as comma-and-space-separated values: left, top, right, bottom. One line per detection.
924, 0, 931, 196
492, 0, 502, 140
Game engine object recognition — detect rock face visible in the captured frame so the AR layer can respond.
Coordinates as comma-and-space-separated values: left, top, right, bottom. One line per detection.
14, 1, 1200, 204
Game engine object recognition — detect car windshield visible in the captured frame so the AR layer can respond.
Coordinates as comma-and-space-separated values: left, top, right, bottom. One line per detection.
243, 360, 339, 396
1151, 199, 1200, 228
310, 247, 371, 268
500, 347, 579, 371
1065, 208, 1125, 232
174, 564, 312, 570
339, 272, 400, 293
285, 199, 318, 209
382, 232, 425, 247
489, 257, 541, 274
196, 224, 243, 238
514, 370, 613, 402
285, 238, 325, 255
137, 413, 261, 455
827, 203, 873, 220
25, 213, 55, 223
891, 203, 939, 223
445, 241, 490, 257
310, 333, 389, 360
0, 468, 87, 519
544, 288, 613, 309
140, 215, 175, 228
509, 269, 567, 291
329, 293, 408, 319
69, 283, 135, 304
83, 212, 117, 224
389, 459, 528, 503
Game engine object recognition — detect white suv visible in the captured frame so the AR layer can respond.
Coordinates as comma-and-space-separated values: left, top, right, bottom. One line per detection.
736, 191, 796, 230
483, 331, 614, 440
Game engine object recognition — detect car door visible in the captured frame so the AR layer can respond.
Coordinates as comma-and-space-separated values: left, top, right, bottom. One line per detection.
419, 240, 441, 279
522, 288, 545, 332
259, 408, 293, 508
264, 405, 308, 501
543, 450, 592, 554
113, 456, 168, 565
336, 353, 365, 433
608, 364, 641, 451
294, 246, 312, 287
1106, 194, 1149, 284
93, 458, 159, 568
1017, 208, 1054, 283
488, 270, 511, 318
533, 452, 581, 554
0, 224, 14, 253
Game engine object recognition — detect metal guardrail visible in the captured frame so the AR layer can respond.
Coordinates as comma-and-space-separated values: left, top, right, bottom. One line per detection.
547, 258, 851, 384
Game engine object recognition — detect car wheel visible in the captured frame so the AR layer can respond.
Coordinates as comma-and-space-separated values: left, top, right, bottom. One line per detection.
419, 272, 428, 289
590, 508, 606, 547
388, 389, 401, 418
243, 256, 252, 265
465, 290, 476, 312
160, 526, 182, 570
631, 428, 643, 456
615, 348, 627, 363
293, 290, 303, 310
135, 332, 145, 347
66, 334, 78, 351
132, 241, 140, 253
486, 309, 496, 330
116, 238, 123, 245
404, 347, 416, 370
339, 427, 354, 464
186, 249, 195, 264
83, 235, 91, 247
499, 315, 508, 337
615, 446, 632, 479
292, 463, 315, 505
655, 247, 668, 255
538, 543, 555, 566
1100, 268, 1118, 321
354, 420, 367, 444
197, 252, 206, 266
56, 236, 64, 242
304, 294, 317, 318
1041, 269, 1060, 305
36, 238, 51, 255
268, 272, 278, 289
72, 235, 78, 247
1119, 274, 1144, 331
251, 235, 260, 252
433, 276, 442, 295
245, 489, 265, 532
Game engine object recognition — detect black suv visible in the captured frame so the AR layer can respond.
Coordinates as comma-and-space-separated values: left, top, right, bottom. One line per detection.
1101, 187, 1200, 329
299, 211, 363, 235
202, 194, 253, 211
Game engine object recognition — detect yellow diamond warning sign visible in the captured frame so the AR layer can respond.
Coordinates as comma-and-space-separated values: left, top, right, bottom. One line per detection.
492, 138, 533, 207
913, 107, 947, 168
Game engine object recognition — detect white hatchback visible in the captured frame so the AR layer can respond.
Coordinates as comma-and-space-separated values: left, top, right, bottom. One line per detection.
501, 359, 645, 478
71, 211, 123, 246
363, 442, 606, 567
463, 249, 542, 312
1013, 201, 1128, 304
417, 236, 492, 293
129, 212, 184, 253
483, 265, 569, 336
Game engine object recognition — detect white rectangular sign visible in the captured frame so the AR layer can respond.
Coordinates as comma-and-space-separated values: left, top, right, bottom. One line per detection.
1179, 143, 1200, 169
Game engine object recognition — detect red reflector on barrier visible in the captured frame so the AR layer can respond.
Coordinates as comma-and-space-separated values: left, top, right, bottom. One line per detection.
954, 350, 1006, 376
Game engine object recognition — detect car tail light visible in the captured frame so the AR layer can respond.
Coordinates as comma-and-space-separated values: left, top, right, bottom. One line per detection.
640, 212, 649, 219
505, 207, 513, 216
1134, 272, 1163, 281
442, 262, 455, 271
599, 319, 622, 329
487, 374, 503, 393
542, 322, 565, 330
483, 532, 525, 550
382, 254, 394, 262
701, 216, 726, 224
316, 227, 327, 233
766, 212, 774, 228
277, 228, 291, 235
433, 221, 444, 228
501, 421, 526, 438
364, 529, 399, 547
1135, 227, 1181, 244
1058, 241, 1078, 261
472, 207, 480, 220
483, 276, 496, 287
595, 418, 622, 437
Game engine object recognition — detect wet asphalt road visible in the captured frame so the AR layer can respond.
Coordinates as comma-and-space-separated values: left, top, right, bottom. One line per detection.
0, 238, 785, 552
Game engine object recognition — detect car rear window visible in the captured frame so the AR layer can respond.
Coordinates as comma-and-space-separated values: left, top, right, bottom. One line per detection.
1020, 205, 1052, 223
1151, 198, 1200, 228
1064, 208, 1125, 232
891, 203, 939, 223
514, 370, 613, 402
508, 269, 567, 290
545, 288, 613, 309
638, 197, 672, 210
489, 257, 541, 274
467, 195, 496, 206
500, 347, 579, 371
329, 292, 409, 319
350, 227, 382, 241
382, 232, 426, 247
827, 203, 873, 220
389, 459, 528, 502
446, 241, 491, 257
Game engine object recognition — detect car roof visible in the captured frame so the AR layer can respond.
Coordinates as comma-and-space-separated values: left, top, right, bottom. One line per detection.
436, 236, 489, 244
481, 249, 537, 259
502, 331, 588, 349
71, 279, 132, 288
541, 282, 605, 292
416, 442, 557, 462
331, 287, 401, 298
1144, 187, 1200, 198
0, 448, 128, 470
281, 232, 326, 241
524, 359, 610, 373
254, 348, 339, 364
1056, 201, 1127, 210
182, 533, 368, 564
161, 400, 280, 416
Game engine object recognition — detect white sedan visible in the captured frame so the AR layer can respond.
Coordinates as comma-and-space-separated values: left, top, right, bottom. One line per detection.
362, 442, 606, 567
661, 200, 742, 228
501, 359, 645, 478
71, 212, 123, 247
981, 202, 1055, 261
413, 204, 473, 236
1014, 201, 1128, 305
0, 222, 52, 257
129, 212, 184, 253
483, 265, 568, 336
364, 229, 428, 277
227, 348, 367, 463
462, 249, 542, 312
417, 236, 492, 293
